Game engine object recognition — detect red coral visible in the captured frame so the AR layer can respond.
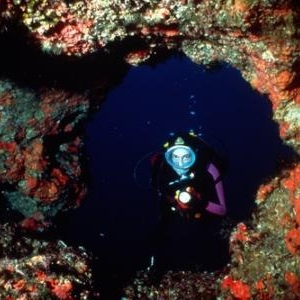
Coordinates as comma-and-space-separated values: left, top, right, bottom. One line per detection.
274, 70, 295, 91
231, 223, 250, 244
50, 279, 73, 300
0, 141, 17, 153
27, 176, 38, 190
0, 91, 14, 106
279, 121, 290, 139
33, 181, 59, 202
23, 140, 46, 173
285, 272, 300, 293
252, 275, 275, 299
35, 270, 48, 282
221, 276, 251, 299
292, 195, 300, 227
51, 168, 68, 186
20, 212, 50, 231
125, 49, 151, 65
12, 279, 26, 291
285, 228, 300, 255
232, 0, 250, 13
281, 164, 300, 194
256, 181, 277, 203
39, 15, 94, 55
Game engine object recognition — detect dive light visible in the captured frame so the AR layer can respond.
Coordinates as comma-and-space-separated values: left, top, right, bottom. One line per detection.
175, 187, 193, 204
178, 191, 192, 203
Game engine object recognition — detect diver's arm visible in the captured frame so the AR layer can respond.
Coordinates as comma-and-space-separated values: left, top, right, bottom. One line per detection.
205, 163, 227, 216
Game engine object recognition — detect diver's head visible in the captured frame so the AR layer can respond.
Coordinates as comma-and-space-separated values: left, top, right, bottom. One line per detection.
164, 136, 196, 175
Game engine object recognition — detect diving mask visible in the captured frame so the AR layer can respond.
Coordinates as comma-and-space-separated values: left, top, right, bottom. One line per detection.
165, 145, 196, 172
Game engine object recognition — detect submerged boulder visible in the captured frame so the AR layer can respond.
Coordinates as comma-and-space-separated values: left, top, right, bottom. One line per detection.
0, 223, 98, 299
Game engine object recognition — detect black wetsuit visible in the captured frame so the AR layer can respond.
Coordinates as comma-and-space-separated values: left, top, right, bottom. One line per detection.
149, 134, 228, 271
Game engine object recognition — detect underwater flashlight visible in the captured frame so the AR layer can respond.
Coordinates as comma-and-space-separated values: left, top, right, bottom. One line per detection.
178, 191, 192, 204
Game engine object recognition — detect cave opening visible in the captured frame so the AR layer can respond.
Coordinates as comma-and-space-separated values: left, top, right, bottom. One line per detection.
56, 53, 295, 298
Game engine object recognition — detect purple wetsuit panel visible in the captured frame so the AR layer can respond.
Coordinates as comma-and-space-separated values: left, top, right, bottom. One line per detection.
205, 163, 227, 216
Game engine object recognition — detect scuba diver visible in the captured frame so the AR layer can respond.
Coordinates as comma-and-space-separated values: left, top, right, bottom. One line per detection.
151, 131, 227, 219
148, 131, 228, 272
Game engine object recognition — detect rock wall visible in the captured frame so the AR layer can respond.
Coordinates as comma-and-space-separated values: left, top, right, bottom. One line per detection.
0, 0, 300, 298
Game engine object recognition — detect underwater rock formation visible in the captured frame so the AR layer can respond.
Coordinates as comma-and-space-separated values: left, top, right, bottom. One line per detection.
124, 269, 227, 299
0, 0, 300, 298
0, 223, 98, 299
0, 79, 90, 229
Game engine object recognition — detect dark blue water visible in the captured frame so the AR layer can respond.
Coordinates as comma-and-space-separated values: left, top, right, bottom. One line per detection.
59, 54, 294, 298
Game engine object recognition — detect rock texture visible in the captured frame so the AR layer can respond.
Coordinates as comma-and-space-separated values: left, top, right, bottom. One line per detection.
0, 223, 98, 299
0, 0, 300, 298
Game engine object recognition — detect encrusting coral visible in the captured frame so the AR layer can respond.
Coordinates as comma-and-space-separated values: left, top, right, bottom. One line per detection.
0, 0, 300, 298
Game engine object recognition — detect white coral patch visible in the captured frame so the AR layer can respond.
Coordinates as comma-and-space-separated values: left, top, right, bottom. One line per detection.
282, 102, 300, 129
